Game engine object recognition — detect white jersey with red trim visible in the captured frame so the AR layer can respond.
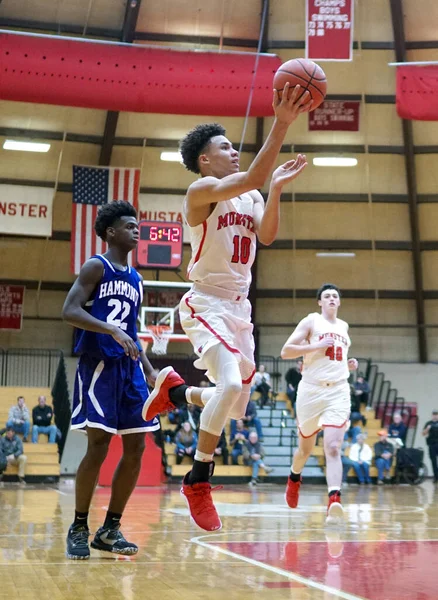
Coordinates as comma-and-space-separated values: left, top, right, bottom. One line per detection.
302, 313, 351, 384
186, 193, 257, 293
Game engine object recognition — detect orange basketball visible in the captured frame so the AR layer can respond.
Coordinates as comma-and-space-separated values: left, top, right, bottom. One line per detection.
273, 58, 327, 111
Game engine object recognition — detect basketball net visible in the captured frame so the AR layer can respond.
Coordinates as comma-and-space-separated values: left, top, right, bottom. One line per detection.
149, 325, 171, 355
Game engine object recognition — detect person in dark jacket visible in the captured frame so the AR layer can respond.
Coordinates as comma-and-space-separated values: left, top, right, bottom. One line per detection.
285, 360, 302, 414
422, 410, 438, 483
32, 396, 57, 443
1, 427, 27, 485
243, 431, 274, 486
374, 429, 394, 484
213, 430, 229, 465
388, 413, 407, 444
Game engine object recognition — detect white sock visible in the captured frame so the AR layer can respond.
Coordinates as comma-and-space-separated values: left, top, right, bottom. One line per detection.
194, 450, 214, 462
328, 486, 341, 494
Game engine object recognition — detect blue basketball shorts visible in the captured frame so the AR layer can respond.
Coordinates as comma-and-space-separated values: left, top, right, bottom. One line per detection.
71, 354, 159, 435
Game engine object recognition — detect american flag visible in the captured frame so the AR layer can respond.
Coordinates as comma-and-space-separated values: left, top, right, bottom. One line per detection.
71, 166, 140, 274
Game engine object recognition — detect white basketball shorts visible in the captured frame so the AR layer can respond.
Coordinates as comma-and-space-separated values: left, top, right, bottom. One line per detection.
296, 379, 351, 438
179, 287, 256, 384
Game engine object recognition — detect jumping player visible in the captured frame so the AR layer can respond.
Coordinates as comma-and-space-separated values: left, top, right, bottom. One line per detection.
281, 283, 358, 523
62, 201, 173, 559
143, 83, 312, 531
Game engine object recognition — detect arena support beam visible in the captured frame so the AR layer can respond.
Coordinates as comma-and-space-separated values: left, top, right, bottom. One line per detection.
99, 0, 142, 166
389, 0, 427, 363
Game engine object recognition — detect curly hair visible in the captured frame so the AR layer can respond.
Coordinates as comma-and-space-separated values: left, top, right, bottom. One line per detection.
316, 283, 341, 300
179, 123, 226, 174
94, 200, 137, 241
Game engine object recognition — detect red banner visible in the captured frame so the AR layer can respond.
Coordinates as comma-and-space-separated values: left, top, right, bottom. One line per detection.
0, 32, 281, 117
309, 100, 360, 130
306, 0, 354, 61
0, 285, 24, 330
396, 66, 438, 121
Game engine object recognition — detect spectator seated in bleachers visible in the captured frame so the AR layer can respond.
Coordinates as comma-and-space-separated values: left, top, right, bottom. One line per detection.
388, 412, 407, 446
213, 430, 229, 465
243, 431, 274, 486
285, 360, 302, 415
252, 365, 272, 408
174, 422, 198, 465
346, 421, 363, 444
350, 385, 367, 427
240, 400, 264, 441
374, 429, 394, 485
6, 396, 30, 443
1, 427, 27, 486
188, 404, 202, 431
32, 395, 57, 444
230, 419, 249, 465
346, 434, 372, 484
354, 374, 371, 409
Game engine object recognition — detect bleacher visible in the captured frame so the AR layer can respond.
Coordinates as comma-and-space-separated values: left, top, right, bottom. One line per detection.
0, 387, 60, 482
165, 387, 400, 483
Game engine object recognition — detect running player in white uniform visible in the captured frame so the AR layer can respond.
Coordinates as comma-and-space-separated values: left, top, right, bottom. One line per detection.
143, 83, 311, 531
281, 284, 358, 524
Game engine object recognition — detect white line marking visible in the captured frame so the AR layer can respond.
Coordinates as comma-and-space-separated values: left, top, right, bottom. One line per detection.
190, 535, 371, 600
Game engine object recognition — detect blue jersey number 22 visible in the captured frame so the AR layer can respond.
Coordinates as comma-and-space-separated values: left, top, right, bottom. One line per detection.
107, 299, 131, 331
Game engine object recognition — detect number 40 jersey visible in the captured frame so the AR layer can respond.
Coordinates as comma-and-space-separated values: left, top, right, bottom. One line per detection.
301, 313, 351, 385
74, 254, 143, 359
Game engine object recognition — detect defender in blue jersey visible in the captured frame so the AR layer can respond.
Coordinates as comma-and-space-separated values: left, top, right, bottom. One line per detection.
62, 201, 186, 559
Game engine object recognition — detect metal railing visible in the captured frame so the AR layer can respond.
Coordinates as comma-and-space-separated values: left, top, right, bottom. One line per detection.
0, 348, 62, 387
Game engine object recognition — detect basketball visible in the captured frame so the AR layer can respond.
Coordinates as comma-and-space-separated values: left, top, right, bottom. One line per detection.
273, 58, 327, 110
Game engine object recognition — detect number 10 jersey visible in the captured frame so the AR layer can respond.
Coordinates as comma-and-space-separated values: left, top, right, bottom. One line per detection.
74, 254, 143, 359
186, 193, 257, 294
301, 313, 351, 384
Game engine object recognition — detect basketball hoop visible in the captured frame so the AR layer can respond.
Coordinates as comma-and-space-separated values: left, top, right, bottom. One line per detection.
149, 324, 172, 355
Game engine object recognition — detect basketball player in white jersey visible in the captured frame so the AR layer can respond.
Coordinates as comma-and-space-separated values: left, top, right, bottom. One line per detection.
142, 83, 312, 531
281, 284, 358, 523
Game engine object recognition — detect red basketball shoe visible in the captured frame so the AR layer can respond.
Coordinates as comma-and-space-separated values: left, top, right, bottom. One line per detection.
326, 491, 344, 525
285, 475, 302, 508
142, 366, 185, 421
181, 475, 222, 532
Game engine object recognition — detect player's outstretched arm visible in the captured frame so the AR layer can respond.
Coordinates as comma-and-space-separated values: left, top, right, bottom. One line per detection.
62, 258, 139, 359
252, 154, 308, 245
187, 84, 312, 209
281, 316, 334, 359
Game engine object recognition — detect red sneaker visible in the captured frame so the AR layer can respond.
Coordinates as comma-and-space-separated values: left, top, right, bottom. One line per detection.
142, 366, 185, 421
285, 476, 302, 508
181, 477, 222, 532
326, 491, 344, 525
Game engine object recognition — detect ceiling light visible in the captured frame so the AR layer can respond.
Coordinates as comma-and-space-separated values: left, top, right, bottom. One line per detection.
313, 157, 358, 167
316, 252, 356, 258
160, 151, 183, 162
3, 140, 51, 153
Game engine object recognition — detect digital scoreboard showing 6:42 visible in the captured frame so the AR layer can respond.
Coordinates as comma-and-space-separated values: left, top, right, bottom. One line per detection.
136, 220, 183, 269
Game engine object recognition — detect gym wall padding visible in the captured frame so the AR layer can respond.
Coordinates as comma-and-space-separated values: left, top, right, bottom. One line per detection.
0, 31, 282, 116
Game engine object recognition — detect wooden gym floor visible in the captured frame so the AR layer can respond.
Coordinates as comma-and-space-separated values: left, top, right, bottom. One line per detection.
0, 480, 437, 600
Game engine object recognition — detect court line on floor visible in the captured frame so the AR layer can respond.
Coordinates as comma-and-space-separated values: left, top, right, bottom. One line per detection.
190, 534, 366, 600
